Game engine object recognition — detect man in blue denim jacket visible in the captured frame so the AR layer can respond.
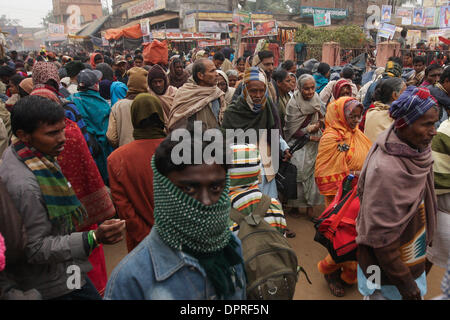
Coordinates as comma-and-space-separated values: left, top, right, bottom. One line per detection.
104, 128, 246, 300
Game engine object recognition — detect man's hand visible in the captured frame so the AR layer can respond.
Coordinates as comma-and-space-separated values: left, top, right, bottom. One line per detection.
95, 219, 126, 245
310, 136, 321, 142
282, 149, 292, 162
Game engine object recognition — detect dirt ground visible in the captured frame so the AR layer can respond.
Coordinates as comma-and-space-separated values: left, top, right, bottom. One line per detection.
103, 205, 446, 300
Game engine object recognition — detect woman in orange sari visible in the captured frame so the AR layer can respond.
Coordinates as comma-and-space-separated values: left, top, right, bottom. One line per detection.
314, 96, 372, 297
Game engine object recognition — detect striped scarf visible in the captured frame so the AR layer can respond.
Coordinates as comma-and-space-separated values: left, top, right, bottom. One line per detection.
13, 140, 88, 234
228, 144, 287, 234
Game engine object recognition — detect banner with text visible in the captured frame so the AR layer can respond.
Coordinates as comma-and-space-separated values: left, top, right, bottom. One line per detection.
300, 6, 347, 20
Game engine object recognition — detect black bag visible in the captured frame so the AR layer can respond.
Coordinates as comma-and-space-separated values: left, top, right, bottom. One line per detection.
276, 160, 297, 200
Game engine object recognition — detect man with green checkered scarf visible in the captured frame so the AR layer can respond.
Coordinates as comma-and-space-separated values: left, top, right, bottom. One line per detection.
105, 127, 246, 300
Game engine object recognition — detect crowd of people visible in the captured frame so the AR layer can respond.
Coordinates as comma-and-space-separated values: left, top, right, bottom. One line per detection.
0, 43, 449, 300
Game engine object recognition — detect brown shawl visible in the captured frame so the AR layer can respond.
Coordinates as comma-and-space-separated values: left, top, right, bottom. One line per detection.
169, 60, 189, 88
167, 77, 225, 130
356, 124, 437, 248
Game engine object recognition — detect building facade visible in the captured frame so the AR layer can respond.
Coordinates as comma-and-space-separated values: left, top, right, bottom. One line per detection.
52, 0, 104, 33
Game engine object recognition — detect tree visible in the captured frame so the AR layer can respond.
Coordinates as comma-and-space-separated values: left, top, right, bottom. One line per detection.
41, 10, 56, 28
0, 15, 20, 27
244, 0, 290, 14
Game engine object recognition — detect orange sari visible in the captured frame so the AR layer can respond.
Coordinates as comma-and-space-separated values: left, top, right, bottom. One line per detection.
315, 97, 372, 196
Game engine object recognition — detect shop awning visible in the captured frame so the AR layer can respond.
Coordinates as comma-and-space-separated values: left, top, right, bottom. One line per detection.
149, 12, 178, 25
105, 23, 143, 40
77, 15, 110, 37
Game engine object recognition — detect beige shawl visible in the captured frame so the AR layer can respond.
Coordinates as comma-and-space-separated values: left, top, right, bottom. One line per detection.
149, 85, 177, 125
167, 77, 225, 130
284, 90, 322, 142
364, 101, 394, 144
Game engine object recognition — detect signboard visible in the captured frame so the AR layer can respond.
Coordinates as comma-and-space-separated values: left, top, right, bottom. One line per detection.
407, 30, 422, 47
381, 5, 392, 23
48, 23, 65, 35
128, 0, 166, 19
152, 31, 220, 40
101, 32, 109, 46
396, 7, 413, 25
184, 14, 196, 30
198, 39, 231, 47
313, 13, 331, 27
436, 0, 450, 5
232, 10, 252, 24
413, 8, 424, 26
140, 19, 150, 36
427, 29, 450, 48
440, 6, 450, 28
251, 21, 277, 36
423, 7, 436, 27
423, 0, 436, 6
198, 21, 229, 33
300, 6, 347, 20
378, 23, 396, 39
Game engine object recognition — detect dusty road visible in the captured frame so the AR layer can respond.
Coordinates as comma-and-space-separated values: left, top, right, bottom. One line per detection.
103, 205, 445, 300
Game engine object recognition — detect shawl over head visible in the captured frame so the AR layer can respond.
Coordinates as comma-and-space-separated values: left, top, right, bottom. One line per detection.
32, 61, 60, 89
356, 124, 437, 248
131, 93, 166, 140
217, 70, 236, 106
167, 77, 225, 130
90, 53, 103, 69
315, 97, 372, 196
147, 64, 169, 95
110, 81, 128, 106
333, 79, 352, 99
284, 85, 322, 142
169, 59, 189, 89
126, 67, 149, 97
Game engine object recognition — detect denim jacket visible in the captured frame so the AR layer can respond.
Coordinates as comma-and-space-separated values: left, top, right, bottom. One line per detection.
104, 228, 246, 300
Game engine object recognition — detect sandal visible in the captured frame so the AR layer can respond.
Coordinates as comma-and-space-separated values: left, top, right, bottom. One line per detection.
324, 271, 345, 297
285, 228, 296, 238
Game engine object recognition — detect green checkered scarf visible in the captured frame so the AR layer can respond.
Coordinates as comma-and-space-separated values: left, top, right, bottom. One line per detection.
151, 156, 244, 298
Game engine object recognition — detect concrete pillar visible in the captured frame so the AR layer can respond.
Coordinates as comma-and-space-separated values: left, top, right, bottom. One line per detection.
322, 42, 340, 66
284, 42, 296, 62
376, 41, 401, 68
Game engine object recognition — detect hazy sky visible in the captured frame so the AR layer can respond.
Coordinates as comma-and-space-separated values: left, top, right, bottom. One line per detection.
0, 0, 54, 28
0, 0, 112, 28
